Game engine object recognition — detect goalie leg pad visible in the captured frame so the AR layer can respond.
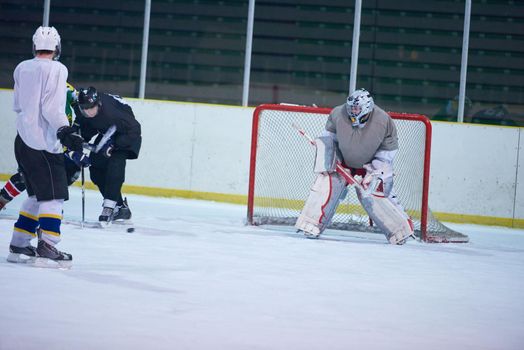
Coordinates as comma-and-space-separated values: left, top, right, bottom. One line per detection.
357, 184, 414, 245
382, 179, 412, 226
295, 172, 347, 237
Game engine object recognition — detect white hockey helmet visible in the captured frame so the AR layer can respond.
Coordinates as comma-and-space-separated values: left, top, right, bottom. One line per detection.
32, 26, 61, 60
346, 88, 374, 126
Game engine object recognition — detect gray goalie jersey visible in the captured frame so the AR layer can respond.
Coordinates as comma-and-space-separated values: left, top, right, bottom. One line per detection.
325, 104, 398, 169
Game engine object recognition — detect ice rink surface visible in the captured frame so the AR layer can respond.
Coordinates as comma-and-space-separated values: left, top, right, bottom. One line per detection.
0, 185, 523, 350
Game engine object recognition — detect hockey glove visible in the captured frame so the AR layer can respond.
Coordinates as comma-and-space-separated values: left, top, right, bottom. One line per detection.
57, 126, 84, 152
99, 142, 115, 158
370, 159, 393, 180
361, 160, 393, 194
66, 151, 91, 168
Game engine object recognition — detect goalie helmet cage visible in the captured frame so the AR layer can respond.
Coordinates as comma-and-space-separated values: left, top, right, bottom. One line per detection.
247, 104, 469, 243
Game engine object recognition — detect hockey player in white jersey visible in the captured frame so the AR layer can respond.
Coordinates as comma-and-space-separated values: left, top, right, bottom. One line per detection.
7, 26, 85, 268
295, 89, 414, 244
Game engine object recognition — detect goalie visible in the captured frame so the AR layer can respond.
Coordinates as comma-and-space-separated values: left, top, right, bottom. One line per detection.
295, 89, 414, 244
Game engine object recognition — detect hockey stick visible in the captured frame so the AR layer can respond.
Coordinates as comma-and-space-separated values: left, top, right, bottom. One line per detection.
82, 125, 117, 153
79, 125, 117, 228
94, 125, 117, 152
81, 166, 85, 229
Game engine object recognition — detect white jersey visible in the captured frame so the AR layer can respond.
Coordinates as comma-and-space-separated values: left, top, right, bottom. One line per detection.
13, 57, 69, 153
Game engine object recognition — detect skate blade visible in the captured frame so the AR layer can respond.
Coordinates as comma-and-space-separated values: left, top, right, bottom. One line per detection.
389, 232, 417, 245
113, 219, 133, 225
32, 257, 72, 270
303, 232, 321, 239
7, 254, 71, 269
7, 253, 36, 264
99, 220, 113, 228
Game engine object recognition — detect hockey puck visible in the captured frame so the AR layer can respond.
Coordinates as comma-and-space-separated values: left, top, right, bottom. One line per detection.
127, 227, 135, 233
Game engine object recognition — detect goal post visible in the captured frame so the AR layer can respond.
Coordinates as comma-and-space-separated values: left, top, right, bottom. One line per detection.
247, 104, 469, 243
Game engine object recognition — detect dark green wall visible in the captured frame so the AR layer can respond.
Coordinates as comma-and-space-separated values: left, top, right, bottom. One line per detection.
1, 0, 522, 125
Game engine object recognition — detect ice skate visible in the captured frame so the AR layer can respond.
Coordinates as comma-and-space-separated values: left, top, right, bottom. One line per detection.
7, 244, 37, 264
35, 240, 73, 269
99, 206, 114, 227
99, 199, 117, 227
113, 198, 132, 222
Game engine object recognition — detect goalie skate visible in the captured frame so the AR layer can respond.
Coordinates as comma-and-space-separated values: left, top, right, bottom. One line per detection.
297, 229, 321, 239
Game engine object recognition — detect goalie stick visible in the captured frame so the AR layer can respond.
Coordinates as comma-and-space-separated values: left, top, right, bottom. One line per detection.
291, 123, 416, 244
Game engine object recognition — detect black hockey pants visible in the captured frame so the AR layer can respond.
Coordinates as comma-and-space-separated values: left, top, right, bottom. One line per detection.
89, 150, 128, 205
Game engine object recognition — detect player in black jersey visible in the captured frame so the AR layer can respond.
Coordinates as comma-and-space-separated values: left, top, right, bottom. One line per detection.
74, 87, 142, 225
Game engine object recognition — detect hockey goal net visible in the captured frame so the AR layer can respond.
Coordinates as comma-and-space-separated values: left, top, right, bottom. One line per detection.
247, 104, 469, 243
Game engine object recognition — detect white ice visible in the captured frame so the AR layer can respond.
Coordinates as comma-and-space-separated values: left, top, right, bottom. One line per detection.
0, 185, 523, 350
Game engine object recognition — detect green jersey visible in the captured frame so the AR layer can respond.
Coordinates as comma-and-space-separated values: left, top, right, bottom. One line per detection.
65, 82, 77, 126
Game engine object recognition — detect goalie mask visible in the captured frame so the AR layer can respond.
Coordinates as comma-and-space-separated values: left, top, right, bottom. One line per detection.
346, 89, 374, 127
32, 26, 61, 60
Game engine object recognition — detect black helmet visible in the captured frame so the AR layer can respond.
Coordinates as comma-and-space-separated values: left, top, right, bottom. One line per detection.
78, 86, 100, 109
